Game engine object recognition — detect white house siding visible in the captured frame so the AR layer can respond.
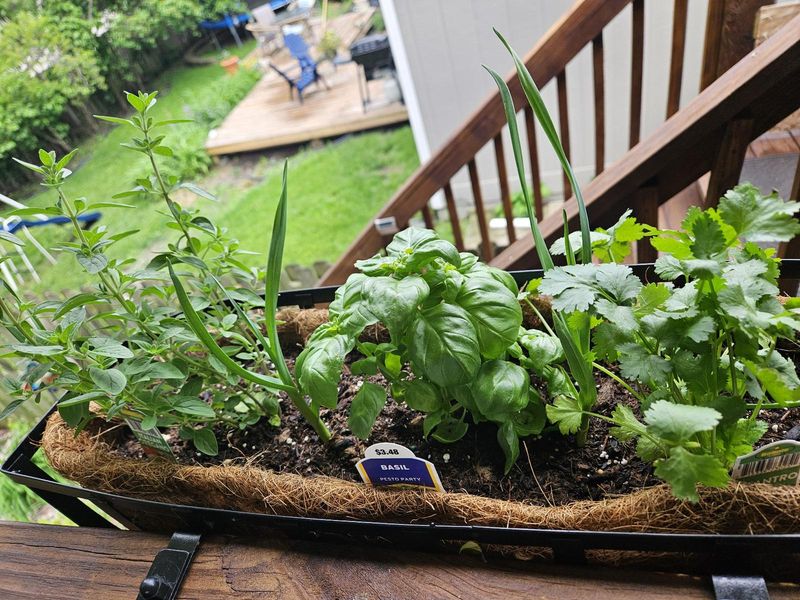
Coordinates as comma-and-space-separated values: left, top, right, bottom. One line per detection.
381, 0, 708, 212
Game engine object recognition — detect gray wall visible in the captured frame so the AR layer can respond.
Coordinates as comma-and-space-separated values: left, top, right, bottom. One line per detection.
381, 0, 708, 211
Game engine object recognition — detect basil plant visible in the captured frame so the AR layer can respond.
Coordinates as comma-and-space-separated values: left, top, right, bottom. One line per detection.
297, 227, 546, 472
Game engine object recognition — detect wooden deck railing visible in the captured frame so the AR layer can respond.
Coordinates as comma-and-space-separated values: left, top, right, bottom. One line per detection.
319, 0, 794, 285
493, 13, 800, 270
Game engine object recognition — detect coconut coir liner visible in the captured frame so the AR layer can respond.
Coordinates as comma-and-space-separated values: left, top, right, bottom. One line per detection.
42, 412, 800, 535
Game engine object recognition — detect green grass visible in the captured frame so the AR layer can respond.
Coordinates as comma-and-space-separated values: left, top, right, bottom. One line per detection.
208, 129, 417, 267
22, 126, 416, 292
8, 39, 418, 294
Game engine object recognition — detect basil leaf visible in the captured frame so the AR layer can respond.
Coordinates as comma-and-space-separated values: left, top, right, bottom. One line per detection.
296, 334, 354, 409
348, 382, 387, 439
497, 421, 520, 474
407, 303, 480, 388
403, 379, 442, 412
455, 274, 521, 359
192, 427, 219, 456
363, 275, 429, 336
431, 416, 468, 443
471, 360, 529, 421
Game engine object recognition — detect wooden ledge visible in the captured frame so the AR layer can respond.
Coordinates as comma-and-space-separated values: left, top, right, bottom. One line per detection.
1, 521, 799, 599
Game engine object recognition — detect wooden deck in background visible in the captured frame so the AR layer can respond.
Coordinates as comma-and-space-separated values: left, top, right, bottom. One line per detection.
206, 10, 408, 156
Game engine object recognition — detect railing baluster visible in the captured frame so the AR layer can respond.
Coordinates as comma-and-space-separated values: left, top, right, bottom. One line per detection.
705, 117, 754, 207
629, 0, 644, 148
468, 159, 493, 261
556, 70, 572, 200
421, 204, 435, 229
633, 186, 659, 263
666, 0, 688, 118
524, 106, 545, 221
443, 182, 465, 252
493, 134, 516, 244
778, 154, 800, 293
778, 150, 800, 258
592, 33, 605, 176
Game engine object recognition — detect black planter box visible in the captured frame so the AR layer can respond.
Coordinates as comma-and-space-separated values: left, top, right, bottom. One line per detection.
3, 264, 800, 581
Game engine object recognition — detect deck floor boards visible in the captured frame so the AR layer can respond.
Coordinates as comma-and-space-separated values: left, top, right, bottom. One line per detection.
206, 10, 408, 156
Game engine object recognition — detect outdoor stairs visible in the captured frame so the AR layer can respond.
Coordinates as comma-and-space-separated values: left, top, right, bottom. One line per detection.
320, 0, 800, 285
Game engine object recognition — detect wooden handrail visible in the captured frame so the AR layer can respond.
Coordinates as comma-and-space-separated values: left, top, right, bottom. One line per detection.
319, 0, 632, 285
491, 14, 800, 270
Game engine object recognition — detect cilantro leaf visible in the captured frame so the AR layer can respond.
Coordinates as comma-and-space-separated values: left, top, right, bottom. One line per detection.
718, 184, 800, 242
654, 446, 729, 502
718, 418, 768, 466
609, 404, 647, 441
644, 400, 721, 443
594, 299, 637, 333
689, 212, 726, 258
744, 351, 800, 405
539, 264, 642, 312
618, 343, 671, 385
635, 284, 670, 316
545, 395, 584, 435
592, 322, 631, 361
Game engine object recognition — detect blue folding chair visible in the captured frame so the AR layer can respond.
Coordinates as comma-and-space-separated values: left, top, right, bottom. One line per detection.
271, 33, 329, 103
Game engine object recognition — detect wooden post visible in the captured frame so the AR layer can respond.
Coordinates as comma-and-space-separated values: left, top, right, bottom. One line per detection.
443, 182, 465, 252
629, 0, 645, 148
421, 204, 435, 229
592, 34, 605, 175
494, 134, 516, 244
705, 117, 754, 207
468, 159, 493, 261
634, 186, 659, 263
666, 0, 689, 118
524, 106, 545, 220
700, 0, 774, 90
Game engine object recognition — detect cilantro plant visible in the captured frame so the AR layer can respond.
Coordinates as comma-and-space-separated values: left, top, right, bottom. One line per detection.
0, 91, 321, 454
540, 184, 800, 500
298, 227, 545, 472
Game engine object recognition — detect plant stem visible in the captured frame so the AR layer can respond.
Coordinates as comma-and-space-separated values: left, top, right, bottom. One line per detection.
575, 413, 589, 446
592, 362, 645, 403
524, 298, 556, 336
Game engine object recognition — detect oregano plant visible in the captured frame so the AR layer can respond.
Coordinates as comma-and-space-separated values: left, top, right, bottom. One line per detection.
0, 91, 319, 454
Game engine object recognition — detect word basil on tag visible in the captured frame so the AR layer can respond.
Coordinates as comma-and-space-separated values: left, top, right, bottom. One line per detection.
125, 418, 176, 461
732, 440, 800, 486
356, 442, 444, 492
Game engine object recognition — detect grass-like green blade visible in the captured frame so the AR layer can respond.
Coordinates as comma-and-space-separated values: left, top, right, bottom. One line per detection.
264, 162, 294, 387
494, 29, 592, 266
483, 65, 554, 271
168, 263, 293, 393
207, 271, 272, 354
261, 163, 332, 443
562, 209, 576, 266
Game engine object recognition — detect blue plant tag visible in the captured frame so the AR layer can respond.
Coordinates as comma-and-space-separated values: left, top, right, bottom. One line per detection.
356, 442, 444, 492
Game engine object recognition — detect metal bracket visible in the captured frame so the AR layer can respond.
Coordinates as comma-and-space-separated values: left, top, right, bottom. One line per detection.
712, 575, 770, 600
137, 532, 201, 600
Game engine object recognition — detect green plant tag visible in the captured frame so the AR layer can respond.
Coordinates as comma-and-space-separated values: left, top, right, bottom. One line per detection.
731, 440, 800, 486
125, 418, 176, 461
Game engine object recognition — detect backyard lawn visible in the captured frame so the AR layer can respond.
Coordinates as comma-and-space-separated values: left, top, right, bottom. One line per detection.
0, 41, 417, 522
9, 45, 418, 294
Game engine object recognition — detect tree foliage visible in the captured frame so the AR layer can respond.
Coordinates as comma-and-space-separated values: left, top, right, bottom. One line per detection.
0, 0, 245, 191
